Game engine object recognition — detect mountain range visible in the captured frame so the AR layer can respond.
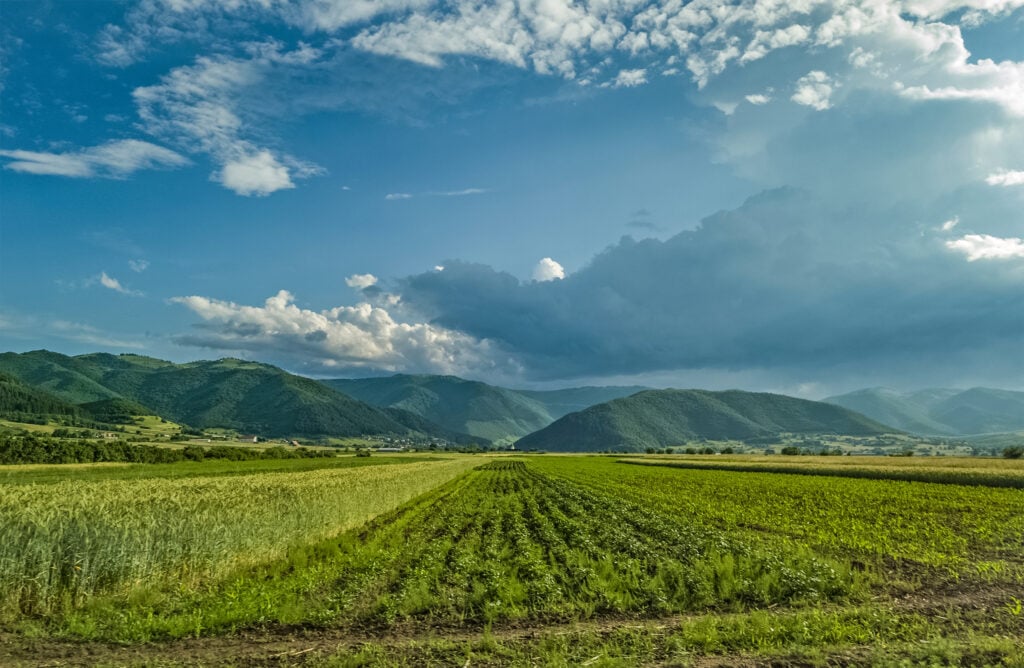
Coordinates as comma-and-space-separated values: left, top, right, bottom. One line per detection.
825, 387, 1024, 436
327, 375, 644, 445
516, 389, 894, 452
4, 349, 1022, 449
0, 351, 479, 442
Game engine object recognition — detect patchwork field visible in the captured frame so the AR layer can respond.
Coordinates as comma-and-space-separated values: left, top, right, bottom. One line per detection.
1, 454, 1021, 666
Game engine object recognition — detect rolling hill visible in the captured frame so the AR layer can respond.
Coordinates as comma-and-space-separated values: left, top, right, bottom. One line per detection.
0, 351, 482, 442
516, 389, 894, 452
825, 387, 1024, 435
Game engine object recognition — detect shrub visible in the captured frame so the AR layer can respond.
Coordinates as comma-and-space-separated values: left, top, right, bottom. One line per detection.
1004, 446, 1024, 460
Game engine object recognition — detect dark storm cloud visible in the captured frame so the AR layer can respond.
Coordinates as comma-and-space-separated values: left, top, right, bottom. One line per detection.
400, 188, 1024, 384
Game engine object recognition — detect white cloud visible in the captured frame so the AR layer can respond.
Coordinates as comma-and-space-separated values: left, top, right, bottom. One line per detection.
73, 0, 1024, 203
434, 265, 445, 272
740, 24, 811, 64
430, 187, 488, 196
345, 273, 379, 289
946, 234, 1024, 261
985, 170, 1024, 186
214, 150, 295, 196
0, 139, 188, 178
533, 257, 566, 282
98, 271, 143, 296
171, 289, 512, 375
96, 0, 431, 67
129, 259, 150, 272
611, 68, 648, 88
385, 192, 413, 200
713, 101, 738, 115
940, 216, 960, 231
132, 43, 324, 196
792, 71, 835, 111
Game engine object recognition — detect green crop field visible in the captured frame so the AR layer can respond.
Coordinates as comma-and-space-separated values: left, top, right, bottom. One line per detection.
1, 454, 1022, 667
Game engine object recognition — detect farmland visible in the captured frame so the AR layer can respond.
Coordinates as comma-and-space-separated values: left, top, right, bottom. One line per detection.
1, 454, 1022, 666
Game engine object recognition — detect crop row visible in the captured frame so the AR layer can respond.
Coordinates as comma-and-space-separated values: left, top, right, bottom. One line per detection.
206, 461, 852, 632
531, 457, 1024, 574
618, 457, 1024, 488
0, 456, 477, 618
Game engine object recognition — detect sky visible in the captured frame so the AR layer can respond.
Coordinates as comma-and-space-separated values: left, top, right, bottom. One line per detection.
1, 0, 1023, 397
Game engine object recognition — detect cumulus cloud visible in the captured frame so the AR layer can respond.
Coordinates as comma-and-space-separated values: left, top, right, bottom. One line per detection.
986, 170, 1024, 186
98, 271, 142, 296
532, 257, 565, 282
940, 216, 960, 232
214, 150, 295, 196
611, 68, 647, 88
946, 234, 1024, 261
791, 71, 835, 111
745, 93, 772, 105
345, 273, 379, 289
171, 289, 514, 376
0, 139, 188, 178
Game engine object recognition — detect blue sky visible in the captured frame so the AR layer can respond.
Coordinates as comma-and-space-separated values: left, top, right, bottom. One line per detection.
1, 0, 1023, 396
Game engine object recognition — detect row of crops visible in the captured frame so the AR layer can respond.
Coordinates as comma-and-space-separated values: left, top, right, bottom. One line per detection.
533, 457, 1024, 570
617, 455, 1024, 488
47, 459, 859, 641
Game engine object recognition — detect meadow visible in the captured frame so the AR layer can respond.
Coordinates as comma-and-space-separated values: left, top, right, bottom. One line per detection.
1, 454, 1021, 666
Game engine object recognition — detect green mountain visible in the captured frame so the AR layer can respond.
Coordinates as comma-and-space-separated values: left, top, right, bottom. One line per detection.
324, 375, 652, 445
0, 372, 84, 419
0, 351, 481, 442
517, 386, 650, 420
0, 351, 120, 403
325, 375, 554, 445
820, 388, 955, 436
516, 389, 894, 452
825, 387, 1024, 436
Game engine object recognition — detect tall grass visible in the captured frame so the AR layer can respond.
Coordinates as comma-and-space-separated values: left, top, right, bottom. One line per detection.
0, 456, 476, 617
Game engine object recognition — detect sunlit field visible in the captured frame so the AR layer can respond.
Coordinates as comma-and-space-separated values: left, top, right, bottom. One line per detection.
1, 454, 1021, 666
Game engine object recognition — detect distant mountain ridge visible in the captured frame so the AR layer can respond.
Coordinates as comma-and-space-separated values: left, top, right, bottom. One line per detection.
325, 375, 647, 445
517, 386, 650, 420
825, 387, 1024, 436
0, 351, 482, 442
516, 389, 895, 452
